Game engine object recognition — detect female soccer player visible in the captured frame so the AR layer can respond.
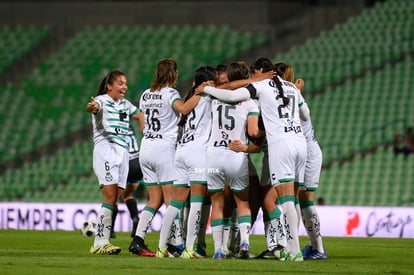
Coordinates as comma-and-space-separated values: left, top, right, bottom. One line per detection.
273, 62, 327, 260
205, 61, 260, 259
273, 62, 328, 260
119, 124, 143, 238
128, 58, 201, 257
86, 70, 140, 255
297, 84, 327, 260
199, 57, 308, 261
156, 66, 217, 258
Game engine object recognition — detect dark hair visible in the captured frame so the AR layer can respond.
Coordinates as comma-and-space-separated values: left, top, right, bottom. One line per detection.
215, 64, 227, 73
227, 61, 249, 82
97, 70, 126, 96
177, 65, 216, 127
252, 57, 289, 107
274, 62, 294, 82
150, 58, 178, 92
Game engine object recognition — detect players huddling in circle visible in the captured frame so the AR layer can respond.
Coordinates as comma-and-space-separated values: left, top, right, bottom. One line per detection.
85, 57, 327, 261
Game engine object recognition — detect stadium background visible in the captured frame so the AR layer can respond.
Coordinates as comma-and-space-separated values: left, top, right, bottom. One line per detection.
0, 0, 413, 221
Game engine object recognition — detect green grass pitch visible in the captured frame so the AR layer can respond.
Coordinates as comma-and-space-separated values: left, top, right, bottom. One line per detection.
0, 230, 413, 274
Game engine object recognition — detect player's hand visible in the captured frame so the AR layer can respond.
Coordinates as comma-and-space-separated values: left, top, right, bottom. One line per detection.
195, 82, 208, 95
228, 140, 248, 153
253, 70, 275, 81
295, 78, 305, 91
86, 96, 99, 113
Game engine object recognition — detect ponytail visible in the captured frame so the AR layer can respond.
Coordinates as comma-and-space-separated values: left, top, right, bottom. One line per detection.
273, 75, 289, 107
252, 57, 290, 107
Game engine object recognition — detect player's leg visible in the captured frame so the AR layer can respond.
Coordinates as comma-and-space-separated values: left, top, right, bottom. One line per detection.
195, 195, 211, 257
125, 156, 143, 237
300, 141, 326, 260
157, 186, 189, 257
161, 182, 185, 255
248, 157, 261, 227
277, 182, 301, 261
299, 190, 326, 259
182, 182, 207, 258
129, 183, 163, 257
109, 204, 118, 239
91, 184, 122, 254
294, 184, 302, 232
232, 187, 251, 259
123, 183, 140, 237
272, 140, 305, 261
256, 151, 287, 259
90, 143, 126, 255
209, 190, 225, 259
222, 184, 235, 256
207, 150, 226, 259
258, 185, 287, 259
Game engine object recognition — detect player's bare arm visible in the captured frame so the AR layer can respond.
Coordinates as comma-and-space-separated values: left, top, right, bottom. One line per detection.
228, 140, 261, 154
86, 96, 99, 113
173, 94, 201, 115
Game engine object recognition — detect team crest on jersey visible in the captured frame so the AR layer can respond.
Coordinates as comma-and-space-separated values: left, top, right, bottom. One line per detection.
105, 172, 113, 182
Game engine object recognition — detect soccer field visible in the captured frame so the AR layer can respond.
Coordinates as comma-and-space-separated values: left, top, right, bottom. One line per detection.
0, 230, 413, 274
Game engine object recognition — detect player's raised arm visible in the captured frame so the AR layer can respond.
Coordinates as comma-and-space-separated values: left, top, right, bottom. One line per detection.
199, 85, 250, 103
294, 78, 305, 91
86, 96, 99, 113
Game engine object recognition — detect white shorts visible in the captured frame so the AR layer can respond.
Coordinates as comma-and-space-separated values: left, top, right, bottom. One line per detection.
139, 141, 176, 185
174, 147, 208, 187
301, 140, 323, 191
93, 141, 129, 189
268, 138, 307, 187
206, 149, 249, 192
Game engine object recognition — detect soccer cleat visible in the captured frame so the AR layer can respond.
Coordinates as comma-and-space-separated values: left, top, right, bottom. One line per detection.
303, 249, 327, 260
273, 245, 289, 261
256, 245, 284, 260
284, 252, 304, 262
301, 245, 313, 258
128, 237, 155, 257
166, 243, 183, 257
238, 243, 250, 259
195, 242, 207, 257
180, 249, 204, 259
156, 247, 175, 258
90, 243, 121, 255
256, 249, 275, 259
212, 251, 225, 260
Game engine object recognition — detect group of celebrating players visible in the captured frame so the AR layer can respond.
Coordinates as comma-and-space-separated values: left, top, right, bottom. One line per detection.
85, 56, 327, 261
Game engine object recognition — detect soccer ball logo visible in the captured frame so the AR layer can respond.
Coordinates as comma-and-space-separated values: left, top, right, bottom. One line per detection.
81, 220, 97, 237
